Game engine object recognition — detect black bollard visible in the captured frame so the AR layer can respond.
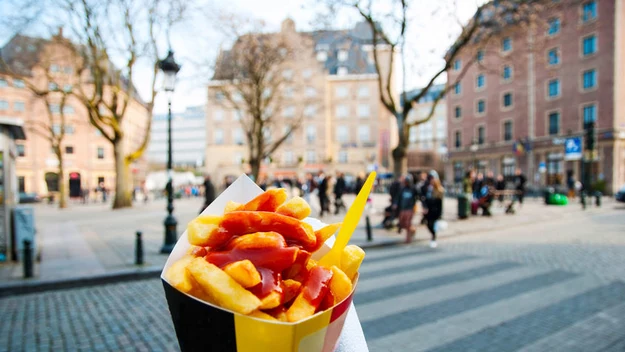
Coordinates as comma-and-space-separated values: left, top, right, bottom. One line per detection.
581, 191, 586, 210
365, 215, 372, 242
135, 231, 144, 265
23, 239, 33, 278
595, 192, 602, 207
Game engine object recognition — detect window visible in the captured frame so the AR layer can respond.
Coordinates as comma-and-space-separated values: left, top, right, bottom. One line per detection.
503, 121, 513, 141
337, 50, 348, 62
548, 48, 560, 65
64, 125, 75, 135
337, 67, 348, 76
583, 104, 596, 123
582, 1, 597, 22
282, 70, 293, 80
476, 74, 485, 88
335, 104, 348, 118
476, 50, 484, 63
64, 66, 73, 74
335, 86, 348, 98
18, 176, 25, 192
306, 125, 316, 143
304, 105, 316, 117
234, 110, 243, 121
52, 124, 61, 134
215, 92, 225, 102
336, 125, 349, 143
233, 92, 243, 102
316, 51, 327, 62
13, 79, 25, 88
582, 35, 597, 56
476, 99, 486, 113
48, 82, 58, 91
65, 146, 74, 154
477, 126, 485, 145
582, 69, 596, 89
503, 93, 513, 107
263, 127, 272, 143
454, 131, 462, 148
50, 104, 60, 113
502, 65, 512, 80
357, 104, 370, 118
283, 151, 294, 164
214, 129, 224, 145
214, 110, 224, 121
548, 79, 560, 97
283, 105, 296, 118
63, 84, 72, 92
548, 17, 560, 35
283, 126, 293, 144
0, 100, 8, 110
50, 64, 60, 73
233, 128, 243, 145
302, 69, 313, 79
14, 101, 25, 111
0, 78, 7, 87
97, 147, 104, 159
17, 144, 25, 157
358, 86, 369, 97
549, 112, 560, 135
338, 150, 348, 164
283, 86, 294, 98
358, 125, 370, 142
306, 150, 316, 163
305, 87, 316, 97
502, 37, 512, 52
454, 106, 462, 118
454, 82, 461, 95
453, 59, 461, 71
62, 105, 74, 114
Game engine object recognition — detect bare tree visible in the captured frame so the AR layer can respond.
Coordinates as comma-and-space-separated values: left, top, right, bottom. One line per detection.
328, 0, 570, 176
212, 22, 306, 181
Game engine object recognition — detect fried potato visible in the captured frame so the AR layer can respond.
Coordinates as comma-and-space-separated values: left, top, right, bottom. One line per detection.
340, 245, 365, 281
224, 201, 242, 213
329, 266, 353, 304
306, 258, 318, 271
311, 223, 342, 251
286, 293, 317, 322
188, 246, 207, 257
223, 260, 261, 288
259, 291, 282, 310
248, 310, 277, 321
187, 258, 261, 315
221, 211, 316, 250
281, 279, 302, 304
283, 250, 311, 282
226, 231, 286, 250
276, 196, 311, 220
287, 266, 333, 322
187, 215, 229, 247
237, 188, 288, 212
164, 255, 195, 293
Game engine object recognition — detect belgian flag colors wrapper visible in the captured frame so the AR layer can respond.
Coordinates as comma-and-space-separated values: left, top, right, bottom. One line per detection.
161, 175, 368, 352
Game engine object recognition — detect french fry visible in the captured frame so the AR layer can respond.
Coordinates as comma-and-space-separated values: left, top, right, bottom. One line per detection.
286, 293, 316, 322
187, 215, 230, 247
237, 188, 288, 212
286, 266, 333, 322
187, 258, 261, 315
223, 260, 261, 288
226, 231, 286, 250
329, 266, 353, 304
276, 196, 311, 220
281, 279, 302, 304
221, 211, 316, 250
306, 258, 318, 271
311, 223, 341, 251
283, 250, 311, 282
259, 291, 282, 310
340, 245, 365, 281
224, 201, 242, 213
164, 255, 196, 293
248, 310, 277, 321
188, 246, 208, 257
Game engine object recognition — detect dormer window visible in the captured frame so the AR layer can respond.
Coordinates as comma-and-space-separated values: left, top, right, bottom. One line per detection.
337, 67, 348, 76
316, 51, 327, 62
338, 50, 348, 62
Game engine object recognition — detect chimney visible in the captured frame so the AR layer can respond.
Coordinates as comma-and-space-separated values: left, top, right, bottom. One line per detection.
58, 27, 64, 38
281, 18, 295, 33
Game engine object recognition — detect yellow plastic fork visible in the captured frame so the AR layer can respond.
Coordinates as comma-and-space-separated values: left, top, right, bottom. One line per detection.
319, 172, 377, 268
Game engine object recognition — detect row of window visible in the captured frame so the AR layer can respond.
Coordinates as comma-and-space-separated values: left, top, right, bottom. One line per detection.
211, 125, 374, 145
0, 100, 76, 114
17, 144, 106, 159
452, 102, 598, 148
213, 103, 373, 121
0, 77, 25, 88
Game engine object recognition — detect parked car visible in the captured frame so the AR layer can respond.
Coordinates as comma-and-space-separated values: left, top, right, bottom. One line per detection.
615, 185, 625, 203
19, 192, 41, 204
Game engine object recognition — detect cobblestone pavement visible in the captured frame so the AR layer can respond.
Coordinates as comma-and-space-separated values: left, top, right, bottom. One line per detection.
2, 206, 625, 352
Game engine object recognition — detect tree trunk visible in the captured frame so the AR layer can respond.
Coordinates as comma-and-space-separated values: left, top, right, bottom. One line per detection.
392, 113, 409, 177
249, 157, 261, 183
57, 150, 67, 209
112, 139, 132, 209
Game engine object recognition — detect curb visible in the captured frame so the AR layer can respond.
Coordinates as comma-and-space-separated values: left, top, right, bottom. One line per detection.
0, 266, 163, 298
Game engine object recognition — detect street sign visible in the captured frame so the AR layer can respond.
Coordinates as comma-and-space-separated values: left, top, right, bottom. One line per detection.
564, 137, 582, 161
538, 161, 546, 173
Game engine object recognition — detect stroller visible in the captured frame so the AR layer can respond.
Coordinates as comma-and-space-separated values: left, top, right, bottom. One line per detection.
382, 202, 399, 229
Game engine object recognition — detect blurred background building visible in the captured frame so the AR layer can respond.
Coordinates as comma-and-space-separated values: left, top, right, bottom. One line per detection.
445, 0, 625, 194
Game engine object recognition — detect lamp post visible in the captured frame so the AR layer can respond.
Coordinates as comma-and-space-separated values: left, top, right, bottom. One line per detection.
470, 138, 479, 171
158, 50, 181, 254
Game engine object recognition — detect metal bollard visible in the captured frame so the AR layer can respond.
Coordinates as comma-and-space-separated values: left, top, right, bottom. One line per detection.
581, 191, 586, 210
595, 192, 601, 207
135, 231, 144, 265
365, 215, 372, 242
23, 239, 33, 278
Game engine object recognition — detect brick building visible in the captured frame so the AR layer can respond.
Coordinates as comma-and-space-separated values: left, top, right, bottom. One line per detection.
445, 0, 625, 193
205, 19, 394, 181
0, 33, 149, 197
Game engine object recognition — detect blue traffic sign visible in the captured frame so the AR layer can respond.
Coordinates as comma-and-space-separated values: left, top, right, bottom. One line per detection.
564, 137, 582, 160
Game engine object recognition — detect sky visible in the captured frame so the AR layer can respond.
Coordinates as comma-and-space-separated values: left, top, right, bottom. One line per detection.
1, 0, 485, 115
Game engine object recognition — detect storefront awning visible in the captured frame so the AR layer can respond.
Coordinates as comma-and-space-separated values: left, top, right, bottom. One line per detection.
0, 117, 26, 140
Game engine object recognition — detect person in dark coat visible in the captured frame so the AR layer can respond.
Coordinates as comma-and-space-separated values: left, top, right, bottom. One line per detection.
333, 172, 347, 214
392, 175, 419, 243
354, 173, 365, 194
201, 175, 216, 214
514, 168, 527, 206
423, 178, 444, 248
318, 172, 330, 217
495, 174, 506, 203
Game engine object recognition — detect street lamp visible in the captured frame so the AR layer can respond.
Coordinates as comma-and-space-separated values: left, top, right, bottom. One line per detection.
470, 138, 479, 171
158, 50, 181, 254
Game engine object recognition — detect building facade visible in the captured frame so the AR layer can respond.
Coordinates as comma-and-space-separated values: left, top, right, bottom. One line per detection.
445, 0, 625, 193
148, 106, 206, 168
405, 84, 447, 174
205, 19, 394, 181
0, 33, 149, 197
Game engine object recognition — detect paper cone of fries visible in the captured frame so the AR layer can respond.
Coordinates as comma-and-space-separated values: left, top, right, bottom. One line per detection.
161, 174, 366, 352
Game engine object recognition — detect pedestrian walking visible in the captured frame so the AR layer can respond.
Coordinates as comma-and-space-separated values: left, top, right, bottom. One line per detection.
333, 172, 347, 214
392, 175, 419, 243
381, 176, 402, 228
567, 170, 576, 199
472, 173, 484, 200
514, 169, 527, 206
355, 172, 365, 194
201, 175, 216, 214
423, 178, 444, 248
495, 174, 506, 204
318, 172, 331, 217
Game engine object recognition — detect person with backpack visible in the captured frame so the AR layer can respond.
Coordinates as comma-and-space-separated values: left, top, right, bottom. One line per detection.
423, 177, 444, 248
